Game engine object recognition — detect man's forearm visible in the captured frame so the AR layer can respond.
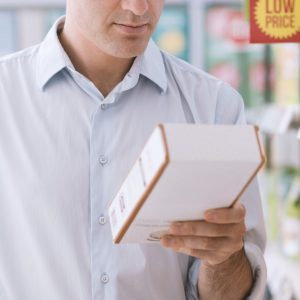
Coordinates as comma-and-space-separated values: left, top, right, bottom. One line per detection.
198, 248, 253, 300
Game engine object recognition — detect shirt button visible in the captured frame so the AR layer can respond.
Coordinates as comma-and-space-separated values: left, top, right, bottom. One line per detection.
98, 215, 106, 225
99, 155, 108, 166
101, 273, 109, 284
101, 103, 107, 110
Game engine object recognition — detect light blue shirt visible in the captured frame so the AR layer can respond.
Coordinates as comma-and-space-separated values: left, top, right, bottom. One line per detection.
0, 17, 266, 300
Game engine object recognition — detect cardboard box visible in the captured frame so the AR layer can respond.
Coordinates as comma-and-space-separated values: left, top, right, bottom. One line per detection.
108, 124, 265, 244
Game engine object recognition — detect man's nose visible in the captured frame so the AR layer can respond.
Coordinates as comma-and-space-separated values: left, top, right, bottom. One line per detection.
121, 0, 149, 16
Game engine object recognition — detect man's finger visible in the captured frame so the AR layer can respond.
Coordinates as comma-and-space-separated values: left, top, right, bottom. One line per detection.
161, 235, 243, 252
170, 221, 245, 238
204, 202, 246, 224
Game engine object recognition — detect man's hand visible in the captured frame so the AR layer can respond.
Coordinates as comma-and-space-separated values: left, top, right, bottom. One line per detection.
160, 200, 246, 264
160, 200, 253, 300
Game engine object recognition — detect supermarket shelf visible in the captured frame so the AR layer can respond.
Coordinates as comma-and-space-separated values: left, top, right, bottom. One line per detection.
265, 244, 300, 300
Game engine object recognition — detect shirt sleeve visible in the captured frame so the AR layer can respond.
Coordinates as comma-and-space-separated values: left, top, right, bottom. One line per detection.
241, 176, 267, 299
184, 82, 267, 299
230, 84, 267, 298
244, 242, 267, 299
217, 83, 268, 298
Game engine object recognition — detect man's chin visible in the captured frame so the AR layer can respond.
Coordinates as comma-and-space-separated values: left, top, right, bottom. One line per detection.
110, 49, 146, 59
115, 49, 146, 59
100, 38, 149, 59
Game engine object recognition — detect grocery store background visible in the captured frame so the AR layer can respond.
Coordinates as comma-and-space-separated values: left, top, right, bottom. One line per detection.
0, 0, 299, 299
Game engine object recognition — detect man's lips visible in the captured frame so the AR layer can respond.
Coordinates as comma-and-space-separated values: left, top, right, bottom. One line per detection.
113, 23, 149, 35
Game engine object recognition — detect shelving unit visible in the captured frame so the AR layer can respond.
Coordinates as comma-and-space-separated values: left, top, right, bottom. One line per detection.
266, 244, 300, 299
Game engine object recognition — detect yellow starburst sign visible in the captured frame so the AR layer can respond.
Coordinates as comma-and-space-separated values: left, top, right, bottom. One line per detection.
250, 0, 300, 43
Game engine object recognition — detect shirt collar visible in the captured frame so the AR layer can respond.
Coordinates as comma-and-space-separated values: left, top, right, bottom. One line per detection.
138, 39, 168, 94
36, 16, 167, 93
36, 16, 73, 90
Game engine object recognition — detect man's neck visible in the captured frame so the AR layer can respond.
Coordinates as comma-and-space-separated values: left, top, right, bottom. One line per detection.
59, 19, 135, 97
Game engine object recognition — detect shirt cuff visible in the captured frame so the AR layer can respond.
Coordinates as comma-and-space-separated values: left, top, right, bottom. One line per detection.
244, 241, 267, 300
185, 258, 201, 300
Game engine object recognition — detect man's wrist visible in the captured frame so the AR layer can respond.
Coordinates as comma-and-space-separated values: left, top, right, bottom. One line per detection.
198, 247, 253, 300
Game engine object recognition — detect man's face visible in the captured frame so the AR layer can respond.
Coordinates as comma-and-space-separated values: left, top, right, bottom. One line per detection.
66, 0, 164, 58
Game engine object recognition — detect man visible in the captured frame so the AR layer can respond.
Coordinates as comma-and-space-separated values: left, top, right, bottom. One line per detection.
0, 0, 266, 299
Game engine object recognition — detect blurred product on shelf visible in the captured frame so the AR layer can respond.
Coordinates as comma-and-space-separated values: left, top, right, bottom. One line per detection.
204, 4, 268, 108
282, 176, 300, 259
0, 10, 17, 55
152, 5, 189, 61
273, 45, 300, 106
259, 104, 300, 169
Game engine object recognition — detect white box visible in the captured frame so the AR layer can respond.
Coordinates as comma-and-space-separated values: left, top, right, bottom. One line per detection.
108, 124, 266, 244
